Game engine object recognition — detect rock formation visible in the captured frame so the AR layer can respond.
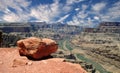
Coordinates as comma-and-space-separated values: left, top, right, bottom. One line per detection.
0, 48, 87, 73
0, 23, 30, 33
17, 37, 58, 59
83, 22, 120, 33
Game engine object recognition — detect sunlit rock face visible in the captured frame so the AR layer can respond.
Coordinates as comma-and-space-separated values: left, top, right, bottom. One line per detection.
17, 37, 58, 59
0, 48, 87, 73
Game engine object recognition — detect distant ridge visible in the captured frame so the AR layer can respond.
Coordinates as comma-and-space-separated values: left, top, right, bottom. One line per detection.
99, 22, 120, 26
0, 22, 82, 33
84, 22, 120, 33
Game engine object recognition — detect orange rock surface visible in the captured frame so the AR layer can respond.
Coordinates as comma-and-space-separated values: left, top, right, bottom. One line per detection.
0, 48, 87, 73
17, 37, 58, 59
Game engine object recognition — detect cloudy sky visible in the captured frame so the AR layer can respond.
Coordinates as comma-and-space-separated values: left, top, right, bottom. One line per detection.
0, 0, 120, 26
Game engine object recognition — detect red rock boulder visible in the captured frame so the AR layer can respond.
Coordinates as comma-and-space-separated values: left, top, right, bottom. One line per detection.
17, 37, 58, 59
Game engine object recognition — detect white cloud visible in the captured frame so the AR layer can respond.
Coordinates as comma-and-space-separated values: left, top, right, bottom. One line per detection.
3, 13, 19, 22
0, 0, 119, 25
67, 4, 89, 26
67, 16, 94, 27
30, 5, 52, 22
94, 16, 100, 20
62, 5, 72, 13
107, 2, 120, 20
0, 0, 31, 22
66, 0, 84, 5
77, 11, 88, 19
99, 1, 120, 22
1, 0, 68, 22
92, 2, 106, 12
75, 8, 80, 11
87, 17, 93, 25
90, 1, 120, 22
75, 4, 88, 19
57, 14, 70, 22
67, 16, 95, 27
4, 8, 11, 14
3, 9, 31, 22
3, 11, 31, 22
0, 0, 31, 12
30, 0, 73, 22
67, 15, 79, 25
30, 1, 61, 22
0, 0, 73, 22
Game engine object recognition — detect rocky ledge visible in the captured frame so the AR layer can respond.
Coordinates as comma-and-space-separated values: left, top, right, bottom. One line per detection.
0, 48, 86, 73
0, 37, 86, 73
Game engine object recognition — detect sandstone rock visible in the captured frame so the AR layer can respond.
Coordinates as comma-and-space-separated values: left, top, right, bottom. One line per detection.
0, 60, 3, 65
17, 37, 58, 59
26, 61, 33, 66
0, 48, 87, 73
12, 58, 28, 67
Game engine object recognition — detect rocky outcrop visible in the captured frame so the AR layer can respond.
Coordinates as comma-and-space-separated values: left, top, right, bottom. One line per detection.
17, 37, 58, 59
0, 48, 87, 73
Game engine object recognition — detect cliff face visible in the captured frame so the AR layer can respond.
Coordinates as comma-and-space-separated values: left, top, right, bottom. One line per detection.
98, 22, 120, 33
84, 22, 120, 33
0, 23, 31, 33
0, 48, 87, 73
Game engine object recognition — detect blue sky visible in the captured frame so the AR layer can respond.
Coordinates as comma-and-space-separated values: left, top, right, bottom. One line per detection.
0, 0, 120, 27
